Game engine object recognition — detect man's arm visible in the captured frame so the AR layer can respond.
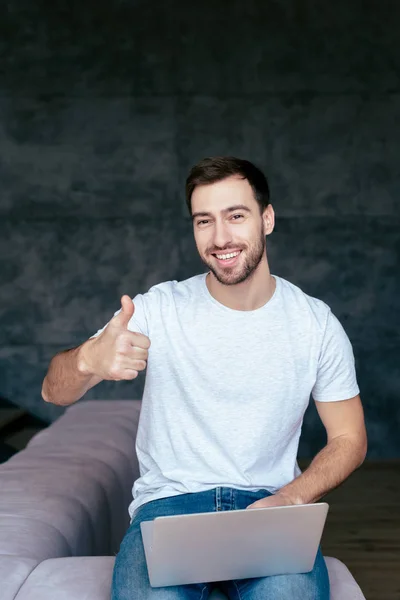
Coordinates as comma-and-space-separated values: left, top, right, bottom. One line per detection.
247, 394, 367, 508
280, 394, 367, 504
41, 340, 103, 406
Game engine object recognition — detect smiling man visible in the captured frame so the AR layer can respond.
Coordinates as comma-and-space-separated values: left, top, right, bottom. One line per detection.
42, 156, 367, 600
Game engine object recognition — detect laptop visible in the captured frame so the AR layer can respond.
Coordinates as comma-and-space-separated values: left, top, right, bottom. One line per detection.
140, 502, 329, 587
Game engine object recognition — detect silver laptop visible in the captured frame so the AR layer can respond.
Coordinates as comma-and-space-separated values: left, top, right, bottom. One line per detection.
140, 502, 329, 587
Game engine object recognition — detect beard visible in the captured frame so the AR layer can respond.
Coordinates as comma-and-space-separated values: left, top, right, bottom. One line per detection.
201, 226, 266, 286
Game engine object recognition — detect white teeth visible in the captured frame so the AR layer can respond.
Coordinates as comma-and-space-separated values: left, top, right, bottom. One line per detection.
216, 251, 241, 260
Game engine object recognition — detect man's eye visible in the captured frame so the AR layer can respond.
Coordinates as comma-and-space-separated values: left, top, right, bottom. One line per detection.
232, 214, 243, 220
198, 220, 209, 225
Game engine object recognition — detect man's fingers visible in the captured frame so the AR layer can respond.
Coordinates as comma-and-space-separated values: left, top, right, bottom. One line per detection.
113, 358, 147, 373
127, 345, 148, 361
113, 369, 139, 381
131, 360, 147, 371
128, 331, 151, 349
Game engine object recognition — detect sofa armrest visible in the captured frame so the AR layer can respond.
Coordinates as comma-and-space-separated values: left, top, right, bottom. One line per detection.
0, 400, 141, 560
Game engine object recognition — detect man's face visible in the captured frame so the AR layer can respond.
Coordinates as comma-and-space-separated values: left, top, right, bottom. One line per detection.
191, 176, 271, 286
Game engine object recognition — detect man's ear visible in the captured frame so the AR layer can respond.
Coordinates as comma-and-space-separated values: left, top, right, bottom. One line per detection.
263, 205, 275, 235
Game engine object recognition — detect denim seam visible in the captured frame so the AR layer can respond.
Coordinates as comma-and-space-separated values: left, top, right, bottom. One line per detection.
233, 580, 243, 600
199, 584, 208, 600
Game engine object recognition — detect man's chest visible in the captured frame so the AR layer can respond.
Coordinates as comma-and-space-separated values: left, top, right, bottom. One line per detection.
149, 315, 318, 402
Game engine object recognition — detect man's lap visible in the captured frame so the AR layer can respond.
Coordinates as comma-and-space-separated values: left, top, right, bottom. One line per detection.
217, 549, 329, 600
111, 488, 330, 600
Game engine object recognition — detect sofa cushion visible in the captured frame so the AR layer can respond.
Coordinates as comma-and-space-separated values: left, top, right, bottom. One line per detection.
13, 556, 115, 600
11, 555, 365, 600
325, 556, 366, 599
0, 556, 40, 600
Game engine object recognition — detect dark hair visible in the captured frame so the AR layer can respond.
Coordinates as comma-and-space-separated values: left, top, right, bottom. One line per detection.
185, 156, 270, 215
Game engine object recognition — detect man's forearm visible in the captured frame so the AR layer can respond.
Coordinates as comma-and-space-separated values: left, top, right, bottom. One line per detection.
279, 434, 367, 505
42, 341, 96, 406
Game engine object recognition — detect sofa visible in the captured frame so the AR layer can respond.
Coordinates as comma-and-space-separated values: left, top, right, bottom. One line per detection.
0, 399, 366, 599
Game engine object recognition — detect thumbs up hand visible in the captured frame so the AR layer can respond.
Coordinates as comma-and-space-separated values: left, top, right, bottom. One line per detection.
81, 295, 151, 381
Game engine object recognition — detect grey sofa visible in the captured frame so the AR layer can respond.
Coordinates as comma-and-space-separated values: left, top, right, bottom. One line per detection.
0, 400, 366, 599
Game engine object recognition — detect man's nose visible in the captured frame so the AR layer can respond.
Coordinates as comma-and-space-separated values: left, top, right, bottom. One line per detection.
212, 221, 232, 249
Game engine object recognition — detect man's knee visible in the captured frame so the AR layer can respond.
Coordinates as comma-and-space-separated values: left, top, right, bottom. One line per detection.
229, 572, 327, 600
111, 524, 213, 600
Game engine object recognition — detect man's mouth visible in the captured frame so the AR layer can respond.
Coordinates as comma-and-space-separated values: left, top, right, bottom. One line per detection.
212, 250, 242, 266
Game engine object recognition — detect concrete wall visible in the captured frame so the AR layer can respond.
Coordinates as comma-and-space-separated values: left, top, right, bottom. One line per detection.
0, 0, 399, 456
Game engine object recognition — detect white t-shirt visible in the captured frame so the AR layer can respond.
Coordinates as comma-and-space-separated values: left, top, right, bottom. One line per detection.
91, 272, 360, 521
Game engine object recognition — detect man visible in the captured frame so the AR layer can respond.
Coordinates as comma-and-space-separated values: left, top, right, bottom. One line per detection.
42, 156, 367, 600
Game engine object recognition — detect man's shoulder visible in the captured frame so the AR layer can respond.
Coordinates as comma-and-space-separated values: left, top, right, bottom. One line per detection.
277, 274, 331, 322
142, 273, 205, 304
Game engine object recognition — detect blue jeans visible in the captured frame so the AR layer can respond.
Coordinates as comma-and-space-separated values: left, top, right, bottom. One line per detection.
111, 487, 330, 600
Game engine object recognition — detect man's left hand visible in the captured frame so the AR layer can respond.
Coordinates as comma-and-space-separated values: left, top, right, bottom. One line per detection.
246, 492, 296, 510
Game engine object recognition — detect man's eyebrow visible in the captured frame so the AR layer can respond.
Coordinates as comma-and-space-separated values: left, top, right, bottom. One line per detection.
191, 205, 252, 221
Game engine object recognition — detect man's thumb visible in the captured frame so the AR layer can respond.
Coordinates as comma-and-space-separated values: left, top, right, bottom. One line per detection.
115, 295, 135, 328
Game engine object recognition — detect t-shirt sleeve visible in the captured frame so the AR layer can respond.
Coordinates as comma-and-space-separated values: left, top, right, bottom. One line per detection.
311, 309, 360, 402
89, 293, 149, 339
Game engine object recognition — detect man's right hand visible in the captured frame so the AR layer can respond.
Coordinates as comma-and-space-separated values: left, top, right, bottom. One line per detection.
78, 295, 151, 381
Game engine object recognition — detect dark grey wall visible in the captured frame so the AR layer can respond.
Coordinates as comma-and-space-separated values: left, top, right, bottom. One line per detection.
1, 1, 399, 457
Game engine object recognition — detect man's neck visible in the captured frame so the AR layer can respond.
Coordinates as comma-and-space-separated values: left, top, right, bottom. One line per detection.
206, 262, 276, 312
